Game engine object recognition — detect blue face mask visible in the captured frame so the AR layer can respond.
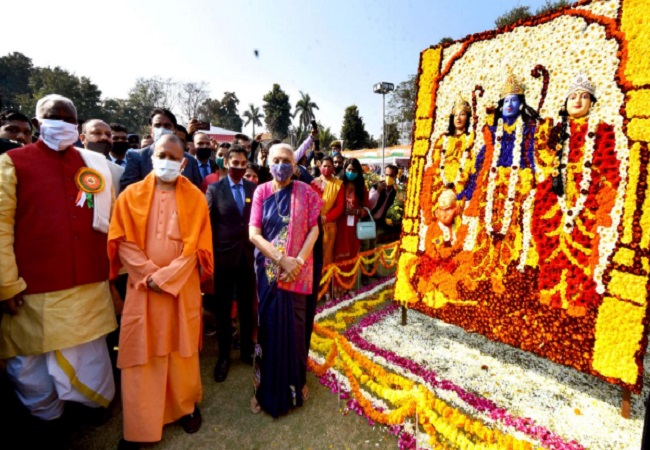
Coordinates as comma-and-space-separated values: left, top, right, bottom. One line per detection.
502, 94, 522, 119
215, 156, 225, 168
345, 171, 358, 181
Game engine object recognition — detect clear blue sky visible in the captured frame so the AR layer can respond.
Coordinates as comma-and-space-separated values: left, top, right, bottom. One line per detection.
1, 0, 553, 137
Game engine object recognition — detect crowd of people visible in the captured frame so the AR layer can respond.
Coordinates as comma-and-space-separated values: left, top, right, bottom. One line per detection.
0, 94, 406, 449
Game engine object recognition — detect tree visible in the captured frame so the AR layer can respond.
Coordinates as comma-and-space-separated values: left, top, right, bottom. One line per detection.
178, 81, 209, 124
293, 91, 319, 130
318, 124, 337, 150
199, 92, 243, 132
128, 77, 178, 114
340, 105, 370, 150
384, 122, 400, 147
386, 74, 416, 144
438, 37, 454, 45
0, 52, 33, 110
102, 98, 142, 134
263, 84, 292, 140
494, 5, 531, 28
535, 0, 571, 15
216, 92, 243, 131
16, 67, 103, 120
294, 125, 309, 147
242, 103, 264, 136
366, 135, 379, 149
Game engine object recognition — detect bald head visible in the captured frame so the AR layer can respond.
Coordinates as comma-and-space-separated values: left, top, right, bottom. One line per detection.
193, 132, 211, 148
80, 119, 113, 152
154, 134, 185, 161
436, 189, 457, 209
82, 119, 109, 134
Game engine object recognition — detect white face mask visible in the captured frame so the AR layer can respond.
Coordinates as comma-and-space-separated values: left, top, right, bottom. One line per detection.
152, 156, 183, 182
39, 119, 79, 151
153, 127, 174, 142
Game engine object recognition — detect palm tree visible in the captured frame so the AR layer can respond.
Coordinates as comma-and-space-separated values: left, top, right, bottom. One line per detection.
318, 124, 337, 150
293, 91, 319, 130
242, 103, 264, 137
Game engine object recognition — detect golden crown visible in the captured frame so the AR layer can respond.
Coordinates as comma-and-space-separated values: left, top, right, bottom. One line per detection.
500, 70, 525, 98
452, 93, 471, 114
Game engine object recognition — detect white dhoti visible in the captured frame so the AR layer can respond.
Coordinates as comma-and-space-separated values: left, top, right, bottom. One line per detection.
5, 335, 115, 420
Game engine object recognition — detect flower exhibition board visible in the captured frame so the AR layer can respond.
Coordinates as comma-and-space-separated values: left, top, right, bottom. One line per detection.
395, 0, 650, 393
309, 279, 647, 449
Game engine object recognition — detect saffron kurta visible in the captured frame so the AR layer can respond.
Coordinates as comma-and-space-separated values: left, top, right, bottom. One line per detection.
313, 177, 344, 267
333, 183, 369, 287
108, 173, 213, 442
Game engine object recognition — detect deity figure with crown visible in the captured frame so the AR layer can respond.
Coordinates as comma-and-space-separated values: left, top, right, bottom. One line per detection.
531, 74, 620, 316
457, 70, 541, 293
419, 93, 476, 228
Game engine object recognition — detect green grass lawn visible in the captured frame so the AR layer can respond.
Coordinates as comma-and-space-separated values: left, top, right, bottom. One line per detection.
70, 332, 398, 450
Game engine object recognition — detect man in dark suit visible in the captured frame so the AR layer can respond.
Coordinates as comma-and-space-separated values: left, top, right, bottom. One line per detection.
194, 132, 218, 180
205, 144, 256, 382
120, 108, 202, 192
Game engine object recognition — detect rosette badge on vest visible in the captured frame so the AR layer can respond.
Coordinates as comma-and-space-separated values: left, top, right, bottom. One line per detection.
74, 167, 105, 208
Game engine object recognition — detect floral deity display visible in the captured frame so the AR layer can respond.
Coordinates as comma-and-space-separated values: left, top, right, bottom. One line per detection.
396, 0, 650, 393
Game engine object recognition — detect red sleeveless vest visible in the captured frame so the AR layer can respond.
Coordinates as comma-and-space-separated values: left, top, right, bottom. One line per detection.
6, 140, 110, 295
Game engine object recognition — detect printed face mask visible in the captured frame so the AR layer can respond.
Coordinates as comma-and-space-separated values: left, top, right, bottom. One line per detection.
270, 163, 294, 182
39, 119, 79, 151
152, 156, 183, 182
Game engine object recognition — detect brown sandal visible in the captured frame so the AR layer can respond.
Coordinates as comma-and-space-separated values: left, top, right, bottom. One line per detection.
302, 386, 310, 402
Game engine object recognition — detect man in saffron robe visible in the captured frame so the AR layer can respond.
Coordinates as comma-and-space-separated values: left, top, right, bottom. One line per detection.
108, 134, 213, 449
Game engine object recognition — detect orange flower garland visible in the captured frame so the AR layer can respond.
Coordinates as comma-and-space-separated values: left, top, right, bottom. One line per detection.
309, 290, 537, 449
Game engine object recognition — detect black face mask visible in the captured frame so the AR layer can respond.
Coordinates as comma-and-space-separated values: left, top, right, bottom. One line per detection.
112, 141, 130, 158
196, 147, 213, 161
86, 140, 112, 156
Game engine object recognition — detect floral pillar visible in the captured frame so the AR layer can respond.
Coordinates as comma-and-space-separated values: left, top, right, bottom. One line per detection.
395, 47, 442, 305
592, 0, 650, 385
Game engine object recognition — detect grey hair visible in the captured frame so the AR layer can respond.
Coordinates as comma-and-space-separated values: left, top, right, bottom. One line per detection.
35, 94, 77, 119
269, 143, 295, 162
